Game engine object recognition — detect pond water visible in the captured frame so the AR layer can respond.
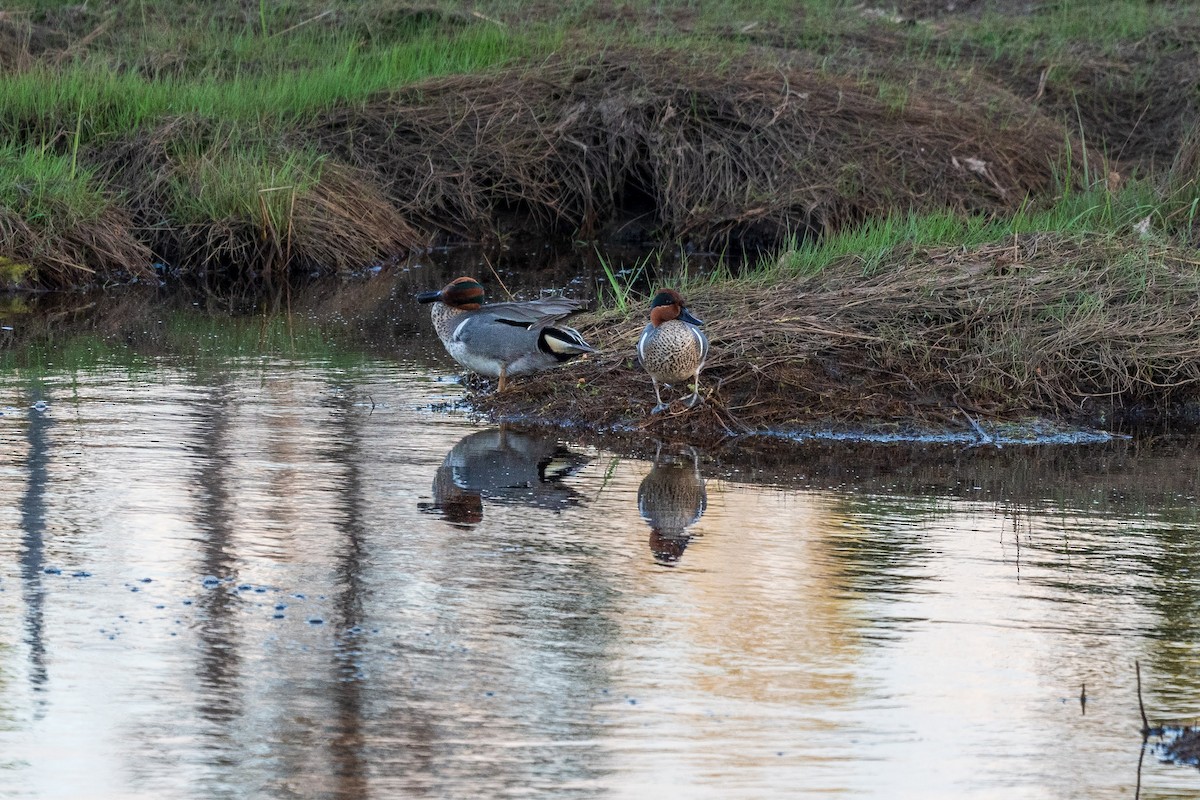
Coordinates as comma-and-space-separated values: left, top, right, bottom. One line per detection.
2, 268, 1200, 799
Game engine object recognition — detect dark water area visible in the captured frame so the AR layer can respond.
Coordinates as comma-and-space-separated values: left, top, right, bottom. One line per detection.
2, 257, 1200, 798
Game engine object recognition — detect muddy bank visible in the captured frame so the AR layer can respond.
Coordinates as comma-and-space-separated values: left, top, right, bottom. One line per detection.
4, 2, 1200, 290
477, 231, 1200, 447
11, 48, 1091, 290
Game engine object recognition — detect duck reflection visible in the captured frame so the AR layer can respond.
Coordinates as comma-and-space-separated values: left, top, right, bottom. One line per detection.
638, 445, 707, 565
422, 427, 590, 528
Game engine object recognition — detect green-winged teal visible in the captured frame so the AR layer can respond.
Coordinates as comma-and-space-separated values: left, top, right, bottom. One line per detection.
417, 276, 595, 391
637, 289, 709, 414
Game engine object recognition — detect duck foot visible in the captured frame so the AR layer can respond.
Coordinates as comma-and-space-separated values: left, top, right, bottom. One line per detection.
651, 402, 671, 415
682, 393, 702, 408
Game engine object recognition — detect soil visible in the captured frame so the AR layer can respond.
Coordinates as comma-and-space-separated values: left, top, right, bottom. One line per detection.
476, 231, 1200, 447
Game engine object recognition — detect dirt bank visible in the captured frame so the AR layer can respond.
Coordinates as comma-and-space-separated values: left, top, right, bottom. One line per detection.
3, 1, 1200, 289
13, 47, 1092, 289
477, 231, 1200, 447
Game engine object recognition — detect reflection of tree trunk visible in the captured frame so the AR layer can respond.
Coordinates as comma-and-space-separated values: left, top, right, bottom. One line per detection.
325, 384, 368, 800
191, 383, 244, 731
19, 387, 51, 702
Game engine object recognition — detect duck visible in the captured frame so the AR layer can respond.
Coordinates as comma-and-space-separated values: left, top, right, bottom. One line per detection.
416, 276, 596, 391
637, 288, 709, 414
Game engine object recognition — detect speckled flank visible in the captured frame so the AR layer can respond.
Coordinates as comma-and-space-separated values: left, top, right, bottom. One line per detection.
637, 289, 709, 411
638, 320, 706, 385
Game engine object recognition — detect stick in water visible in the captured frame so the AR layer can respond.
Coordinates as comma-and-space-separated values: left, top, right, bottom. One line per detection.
1137, 660, 1150, 736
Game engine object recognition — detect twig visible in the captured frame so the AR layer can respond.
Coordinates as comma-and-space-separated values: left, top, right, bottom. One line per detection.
270, 9, 334, 37
1137, 660, 1150, 737
482, 252, 514, 301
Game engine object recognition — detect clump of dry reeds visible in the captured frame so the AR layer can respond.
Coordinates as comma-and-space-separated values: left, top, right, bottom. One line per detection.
9, 49, 1091, 289
92, 118, 423, 286
480, 232, 1200, 441
319, 50, 1086, 248
0, 205, 151, 288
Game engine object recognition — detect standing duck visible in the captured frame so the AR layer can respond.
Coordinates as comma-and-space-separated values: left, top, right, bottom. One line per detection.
417, 276, 595, 391
637, 289, 709, 414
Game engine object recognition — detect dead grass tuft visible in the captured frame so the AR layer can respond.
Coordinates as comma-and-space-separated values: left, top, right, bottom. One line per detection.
94, 119, 424, 283
318, 50, 1087, 248
480, 232, 1200, 442
0, 204, 151, 289
0, 13, 65, 71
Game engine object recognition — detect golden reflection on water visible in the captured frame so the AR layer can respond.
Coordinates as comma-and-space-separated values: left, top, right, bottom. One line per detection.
2, 358, 1200, 799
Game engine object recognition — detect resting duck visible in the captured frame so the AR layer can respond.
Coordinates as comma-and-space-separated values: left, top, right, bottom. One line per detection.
417, 277, 595, 391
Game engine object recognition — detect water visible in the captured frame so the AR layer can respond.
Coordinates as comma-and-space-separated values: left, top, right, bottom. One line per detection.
2, 278, 1200, 799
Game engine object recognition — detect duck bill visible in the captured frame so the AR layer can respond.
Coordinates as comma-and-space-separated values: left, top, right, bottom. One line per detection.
679, 308, 704, 326
416, 290, 443, 304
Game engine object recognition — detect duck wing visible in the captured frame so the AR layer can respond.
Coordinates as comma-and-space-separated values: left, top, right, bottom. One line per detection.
485, 297, 587, 330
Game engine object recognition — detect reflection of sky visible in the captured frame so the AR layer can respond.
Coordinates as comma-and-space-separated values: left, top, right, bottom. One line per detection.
0, 361, 1199, 798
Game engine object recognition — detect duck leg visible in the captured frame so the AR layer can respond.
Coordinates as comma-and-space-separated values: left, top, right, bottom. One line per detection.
497, 366, 508, 393
682, 369, 702, 408
651, 378, 670, 415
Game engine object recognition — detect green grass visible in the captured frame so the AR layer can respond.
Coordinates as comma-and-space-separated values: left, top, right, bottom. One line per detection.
166, 138, 325, 227
0, 142, 108, 230
769, 184, 1165, 278
962, 1, 1184, 59
0, 23, 550, 144
597, 249, 654, 313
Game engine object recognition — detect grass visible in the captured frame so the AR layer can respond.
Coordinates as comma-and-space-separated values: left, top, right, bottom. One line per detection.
961, 1, 1185, 59
0, 24, 546, 143
1, 0, 1181, 144
597, 249, 654, 313
0, 0, 1197, 289
769, 184, 1165, 280
166, 139, 325, 227
0, 142, 108, 230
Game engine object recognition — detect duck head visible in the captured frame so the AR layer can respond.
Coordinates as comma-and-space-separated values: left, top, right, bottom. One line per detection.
648, 289, 703, 328
417, 276, 486, 310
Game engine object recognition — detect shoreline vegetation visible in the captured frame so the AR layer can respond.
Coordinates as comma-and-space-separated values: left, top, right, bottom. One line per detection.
482, 222, 1200, 446
2, 0, 1200, 438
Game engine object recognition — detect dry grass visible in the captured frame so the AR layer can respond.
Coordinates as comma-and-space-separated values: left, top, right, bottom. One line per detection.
317, 50, 1088, 247
0, 204, 151, 288
92, 119, 424, 285
480, 232, 1200, 442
